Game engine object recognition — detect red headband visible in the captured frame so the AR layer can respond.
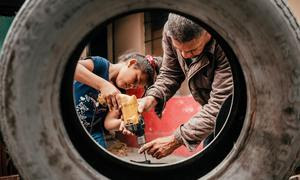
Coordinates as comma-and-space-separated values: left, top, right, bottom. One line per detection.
146, 55, 156, 72
146, 55, 157, 81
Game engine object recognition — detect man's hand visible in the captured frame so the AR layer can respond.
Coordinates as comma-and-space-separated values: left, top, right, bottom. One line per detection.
100, 82, 121, 110
138, 135, 182, 159
138, 96, 158, 113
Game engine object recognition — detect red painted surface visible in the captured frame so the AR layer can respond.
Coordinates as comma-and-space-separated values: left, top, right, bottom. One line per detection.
119, 95, 203, 157
126, 88, 145, 98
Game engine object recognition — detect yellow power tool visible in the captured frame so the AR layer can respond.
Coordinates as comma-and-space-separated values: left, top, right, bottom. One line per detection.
115, 94, 146, 146
98, 94, 148, 161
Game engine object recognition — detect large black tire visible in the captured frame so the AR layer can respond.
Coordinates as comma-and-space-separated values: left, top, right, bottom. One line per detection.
0, 0, 299, 179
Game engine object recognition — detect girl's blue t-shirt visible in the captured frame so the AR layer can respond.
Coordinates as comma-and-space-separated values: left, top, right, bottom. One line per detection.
74, 56, 110, 129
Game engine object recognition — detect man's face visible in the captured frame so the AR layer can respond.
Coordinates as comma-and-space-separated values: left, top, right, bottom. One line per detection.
171, 31, 211, 59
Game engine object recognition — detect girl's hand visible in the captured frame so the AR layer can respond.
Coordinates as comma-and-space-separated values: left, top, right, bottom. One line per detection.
100, 81, 121, 110
119, 121, 134, 136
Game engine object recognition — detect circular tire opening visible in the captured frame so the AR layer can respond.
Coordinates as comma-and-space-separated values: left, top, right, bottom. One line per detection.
60, 10, 246, 179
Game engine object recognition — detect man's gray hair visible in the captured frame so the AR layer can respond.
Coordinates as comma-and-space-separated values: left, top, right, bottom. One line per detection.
167, 13, 204, 43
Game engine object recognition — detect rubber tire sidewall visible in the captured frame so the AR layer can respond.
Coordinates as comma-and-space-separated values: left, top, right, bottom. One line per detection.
0, 0, 299, 179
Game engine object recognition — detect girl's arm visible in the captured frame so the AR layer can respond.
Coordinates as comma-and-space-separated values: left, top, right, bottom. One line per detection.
74, 59, 111, 91
104, 110, 121, 131
104, 110, 133, 135
74, 59, 121, 110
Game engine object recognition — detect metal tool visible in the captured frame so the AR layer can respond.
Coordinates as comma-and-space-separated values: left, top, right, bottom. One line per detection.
125, 115, 148, 162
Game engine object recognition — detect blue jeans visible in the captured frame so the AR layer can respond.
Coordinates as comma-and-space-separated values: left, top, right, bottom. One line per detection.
90, 125, 107, 148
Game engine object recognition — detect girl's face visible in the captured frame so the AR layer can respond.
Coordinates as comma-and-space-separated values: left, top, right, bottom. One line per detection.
116, 59, 148, 90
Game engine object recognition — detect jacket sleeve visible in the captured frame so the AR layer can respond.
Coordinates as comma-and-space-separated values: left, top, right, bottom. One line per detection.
174, 45, 233, 151
145, 25, 185, 115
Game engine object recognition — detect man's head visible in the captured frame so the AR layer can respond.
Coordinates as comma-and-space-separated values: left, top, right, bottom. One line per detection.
167, 13, 211, 59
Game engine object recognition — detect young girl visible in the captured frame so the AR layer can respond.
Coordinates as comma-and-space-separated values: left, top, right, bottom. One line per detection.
73, 53, 161, 148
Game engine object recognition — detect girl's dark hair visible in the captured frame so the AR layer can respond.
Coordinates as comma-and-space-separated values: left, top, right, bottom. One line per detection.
118, 52, 162, 88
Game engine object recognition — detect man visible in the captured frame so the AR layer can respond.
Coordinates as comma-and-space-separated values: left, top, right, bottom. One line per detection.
138, 13, 233, 159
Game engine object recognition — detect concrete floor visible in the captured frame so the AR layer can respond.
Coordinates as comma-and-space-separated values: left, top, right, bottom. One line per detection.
106, 139, 186, 165
120, 147, 185, 165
